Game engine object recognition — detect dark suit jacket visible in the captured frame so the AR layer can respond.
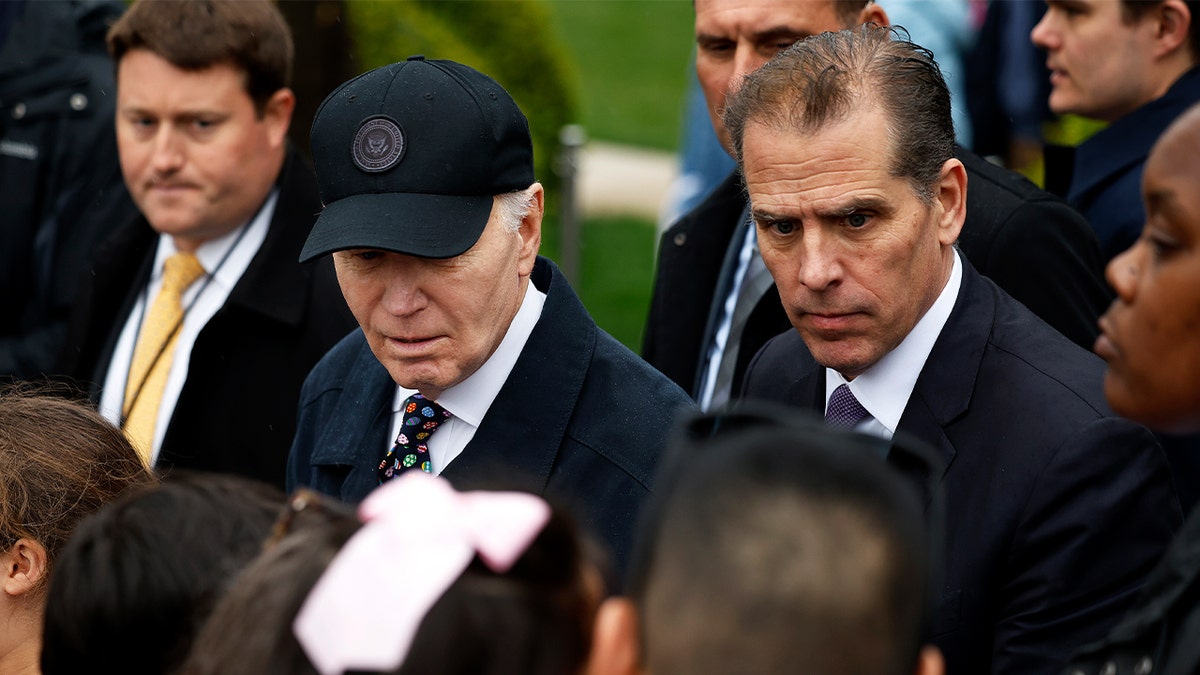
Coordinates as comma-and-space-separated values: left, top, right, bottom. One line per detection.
643, 147, 1112, 400
288, 257, 695, 575
1046, 67, 1200, 263
743, 262, 1181, 675
56, 148, 357, 489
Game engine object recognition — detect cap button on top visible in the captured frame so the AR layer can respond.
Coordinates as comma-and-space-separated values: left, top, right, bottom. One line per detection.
407, 55, 425, 61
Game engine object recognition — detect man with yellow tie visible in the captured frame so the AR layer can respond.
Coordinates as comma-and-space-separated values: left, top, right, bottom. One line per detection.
56, 0, 355, 488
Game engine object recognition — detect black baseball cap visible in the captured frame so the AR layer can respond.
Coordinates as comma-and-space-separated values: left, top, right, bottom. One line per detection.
300, 56, 535, 263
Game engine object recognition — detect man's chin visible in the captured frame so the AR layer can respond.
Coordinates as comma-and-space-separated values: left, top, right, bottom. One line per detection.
805, 340, 875, 380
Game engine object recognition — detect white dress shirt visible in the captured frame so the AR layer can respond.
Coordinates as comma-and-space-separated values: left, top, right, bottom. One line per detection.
99, 190, 277, 462
824, 249, 963, 439
388, 280, 547, 474
698, 219, 758, 410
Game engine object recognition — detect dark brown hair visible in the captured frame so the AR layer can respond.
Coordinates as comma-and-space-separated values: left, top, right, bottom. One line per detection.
0, 384, 153, 585
181, 490, 597, 675
723, 24, 954, 203
631, 415, 931, 675
1120, 0, 1200, 58
106, 0, 294, 113
832, 0, 873, 26
41, 472, 286, 675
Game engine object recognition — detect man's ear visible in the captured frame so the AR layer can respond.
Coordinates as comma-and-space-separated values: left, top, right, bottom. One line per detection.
934, 158, 967, 247
2, 538, 48, 598
914, 646, 945, 675
516, 183, 544, 277
1152, 0, 1193, 59
262, 87, 296, 147
586, 597, 644, 675
858, 2, 889, 28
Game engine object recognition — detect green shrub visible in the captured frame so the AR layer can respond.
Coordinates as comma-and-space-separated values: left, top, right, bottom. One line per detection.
344, 0, 579, 194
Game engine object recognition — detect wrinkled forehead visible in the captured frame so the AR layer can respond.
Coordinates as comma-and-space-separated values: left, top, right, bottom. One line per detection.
694, 0, 847, 36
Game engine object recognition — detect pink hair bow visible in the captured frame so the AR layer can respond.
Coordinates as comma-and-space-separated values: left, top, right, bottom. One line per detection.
293, 473, 551, 675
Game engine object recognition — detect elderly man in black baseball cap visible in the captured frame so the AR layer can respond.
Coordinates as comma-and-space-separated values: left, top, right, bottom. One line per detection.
287, 56, 693, 577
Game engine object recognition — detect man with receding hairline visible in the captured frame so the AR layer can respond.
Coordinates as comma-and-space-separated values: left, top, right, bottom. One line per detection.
736, 25, 1179, 675
643, 0, 1111, 412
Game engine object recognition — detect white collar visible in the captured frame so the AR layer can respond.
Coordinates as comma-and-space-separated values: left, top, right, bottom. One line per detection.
150, 188, 278, 289
393, 279, 547, 426
825, 249, 962, 435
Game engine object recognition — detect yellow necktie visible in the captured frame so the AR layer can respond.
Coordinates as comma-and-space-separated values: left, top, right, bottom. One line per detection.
123, 251, 206, 464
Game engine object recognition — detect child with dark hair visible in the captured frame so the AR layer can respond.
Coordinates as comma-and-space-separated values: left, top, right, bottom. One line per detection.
40, 472, 286, 675
181, 473, 602, 675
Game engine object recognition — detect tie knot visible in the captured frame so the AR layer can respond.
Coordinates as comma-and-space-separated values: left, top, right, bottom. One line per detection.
826, 384, 870, 430
162, 252, 206, 294
379, 393, 453, 481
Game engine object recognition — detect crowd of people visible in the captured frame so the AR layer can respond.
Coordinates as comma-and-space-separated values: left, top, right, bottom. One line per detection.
2, 0, 1200, 673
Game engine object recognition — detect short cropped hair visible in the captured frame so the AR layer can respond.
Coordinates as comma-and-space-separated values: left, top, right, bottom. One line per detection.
1120, 0, 1200, 58
632, 417, 931, 675
106, 0, 294, 113
181, 490, 597, 675
41, 473, 285, 675
0, 385, 152, 589
832, 0, 873, 26
723, 24, 955, 203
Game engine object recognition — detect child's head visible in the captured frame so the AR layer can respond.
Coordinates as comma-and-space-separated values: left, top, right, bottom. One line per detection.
594, 408, 942, 675
182, 473, 601, 675
41, 472, 286, 675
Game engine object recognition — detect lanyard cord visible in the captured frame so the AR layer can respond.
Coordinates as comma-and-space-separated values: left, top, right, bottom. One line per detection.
119, 217, 256, 427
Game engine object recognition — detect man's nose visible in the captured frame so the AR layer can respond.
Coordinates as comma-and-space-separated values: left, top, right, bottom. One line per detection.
1030, 11, 1057, 50
150, 128, 185, 174
380, 272, 429, 317
729, 46, 768, 95
796, 229, 842, 291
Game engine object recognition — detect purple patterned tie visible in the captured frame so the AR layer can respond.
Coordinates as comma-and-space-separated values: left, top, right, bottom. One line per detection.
378, 393, 452, 482
825, 384, 870, 429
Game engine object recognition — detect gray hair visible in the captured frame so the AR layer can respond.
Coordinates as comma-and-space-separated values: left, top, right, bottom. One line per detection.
494, 186, 539, 232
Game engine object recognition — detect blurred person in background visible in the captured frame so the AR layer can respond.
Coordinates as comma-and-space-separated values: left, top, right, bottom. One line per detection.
0, 0, 137, 379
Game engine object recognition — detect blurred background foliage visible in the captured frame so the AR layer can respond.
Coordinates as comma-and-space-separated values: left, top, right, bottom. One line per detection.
279, 0, 694, 349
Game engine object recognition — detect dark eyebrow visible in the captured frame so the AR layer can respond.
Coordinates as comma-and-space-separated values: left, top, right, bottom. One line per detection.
748, 26, 810, 44
816, 196, 890, 220
696, 26, 809, 45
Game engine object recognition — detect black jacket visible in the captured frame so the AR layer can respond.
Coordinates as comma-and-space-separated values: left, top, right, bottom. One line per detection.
642, 147, 1113, 400
0, 0, 138, 377
744, 262, 1180, 675
57, 148, 357, 489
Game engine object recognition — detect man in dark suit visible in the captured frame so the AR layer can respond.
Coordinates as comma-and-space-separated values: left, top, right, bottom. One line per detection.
731, 26, 1181, 675
1034, 0, 1200, 263
56, 0, 355, 489
286, 57, 693, 576
643, 0, 1112, 409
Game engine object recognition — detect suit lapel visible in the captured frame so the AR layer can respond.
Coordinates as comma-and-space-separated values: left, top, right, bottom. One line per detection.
896, 262, 993, 482
441, 259, 591, 495
308, 336, 397, 500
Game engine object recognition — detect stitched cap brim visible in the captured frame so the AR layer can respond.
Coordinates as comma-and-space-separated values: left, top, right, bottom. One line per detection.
300, 192, 494, 262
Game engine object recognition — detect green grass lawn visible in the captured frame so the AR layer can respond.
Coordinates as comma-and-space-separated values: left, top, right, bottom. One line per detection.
541, 214, 659, 351
536, 0, 692, 351
546, 0, 696, 152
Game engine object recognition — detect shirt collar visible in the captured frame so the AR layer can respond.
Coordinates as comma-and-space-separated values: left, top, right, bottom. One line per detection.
151, 188, 278, 288
825, 249, 962, 434
393, 279, 547, 427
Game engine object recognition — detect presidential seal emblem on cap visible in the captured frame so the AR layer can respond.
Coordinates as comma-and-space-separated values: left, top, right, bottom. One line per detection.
351, 116, 406, 173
